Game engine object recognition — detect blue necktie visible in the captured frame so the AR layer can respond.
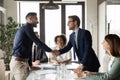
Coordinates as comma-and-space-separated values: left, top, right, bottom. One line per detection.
73, 32, 77, 60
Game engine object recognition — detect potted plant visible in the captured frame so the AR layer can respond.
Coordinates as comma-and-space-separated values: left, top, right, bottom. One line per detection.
0, 17, 18, 70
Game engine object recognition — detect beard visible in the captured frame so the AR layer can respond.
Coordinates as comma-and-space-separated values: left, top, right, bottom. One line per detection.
69, 27, 74, 30
32, 23, 37, 27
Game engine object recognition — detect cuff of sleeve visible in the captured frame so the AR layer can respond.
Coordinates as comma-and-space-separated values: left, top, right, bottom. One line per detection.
57, 50, 61, 54
80, 63, 83, 66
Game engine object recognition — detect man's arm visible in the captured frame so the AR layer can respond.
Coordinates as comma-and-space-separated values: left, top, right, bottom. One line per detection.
24, 25, 52, 52
59, 39, 73, 54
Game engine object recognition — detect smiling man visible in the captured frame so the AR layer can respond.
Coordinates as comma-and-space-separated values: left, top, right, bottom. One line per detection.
52, 15, 100, 73
10, 12, 53, 80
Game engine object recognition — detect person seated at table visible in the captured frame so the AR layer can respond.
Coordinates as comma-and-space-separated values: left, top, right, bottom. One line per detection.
32, 32, 48, 65
49, 34, 72, 64
32, 46, 48, 65
75, 34, 120, 80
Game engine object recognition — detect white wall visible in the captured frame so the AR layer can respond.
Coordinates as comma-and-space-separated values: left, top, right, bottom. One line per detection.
4, 0, 17, 22
85, 0, 98, 55
98, 1, 107, 71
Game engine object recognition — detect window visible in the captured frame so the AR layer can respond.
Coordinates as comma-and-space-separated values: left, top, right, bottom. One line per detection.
107, 5, 120, 35
66, 5, 83, 39
45, 6, 61, 48
42, 3, 84, 48
17, 2, 85, 61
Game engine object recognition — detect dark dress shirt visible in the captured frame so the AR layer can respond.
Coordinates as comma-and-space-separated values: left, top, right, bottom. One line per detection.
12, 23, 52, 66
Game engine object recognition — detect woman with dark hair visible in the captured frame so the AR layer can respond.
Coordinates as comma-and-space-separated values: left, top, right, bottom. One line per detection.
76, 34, 120, 80
49, 34, 72, 64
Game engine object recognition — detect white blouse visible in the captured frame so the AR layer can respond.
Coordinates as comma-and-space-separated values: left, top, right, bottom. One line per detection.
49, 47, 71, 62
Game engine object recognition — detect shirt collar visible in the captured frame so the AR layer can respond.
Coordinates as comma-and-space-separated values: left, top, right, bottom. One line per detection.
74, 27, 79, 34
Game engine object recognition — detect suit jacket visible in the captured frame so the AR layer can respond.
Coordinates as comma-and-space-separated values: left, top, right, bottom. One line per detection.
59, 28, 100, 72
86, 58, 120, 80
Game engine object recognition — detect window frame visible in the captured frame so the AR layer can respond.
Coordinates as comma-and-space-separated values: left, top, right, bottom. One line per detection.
17, 2, 85, 42
40, 2, 85, 42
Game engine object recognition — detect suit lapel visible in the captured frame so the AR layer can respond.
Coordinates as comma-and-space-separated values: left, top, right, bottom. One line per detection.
77, 28, 82, 49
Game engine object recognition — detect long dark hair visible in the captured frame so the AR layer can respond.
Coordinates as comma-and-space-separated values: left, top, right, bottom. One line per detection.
105, 34, 120, 57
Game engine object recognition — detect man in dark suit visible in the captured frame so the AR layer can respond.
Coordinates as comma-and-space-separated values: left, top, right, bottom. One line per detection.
10, 12, 53, 80
52, 15, 100, 73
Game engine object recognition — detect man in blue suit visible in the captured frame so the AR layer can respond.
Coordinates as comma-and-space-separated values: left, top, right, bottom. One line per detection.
53, 15, 100, 73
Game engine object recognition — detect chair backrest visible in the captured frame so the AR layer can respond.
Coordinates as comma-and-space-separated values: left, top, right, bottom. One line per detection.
0, 59, 5, 80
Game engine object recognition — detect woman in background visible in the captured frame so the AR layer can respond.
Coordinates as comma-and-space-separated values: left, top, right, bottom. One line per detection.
49, 34, 71, 64
76, 34, 120, 80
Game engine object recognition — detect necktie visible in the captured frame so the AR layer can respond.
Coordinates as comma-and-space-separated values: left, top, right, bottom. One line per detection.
74, 32, 78, 48
73, 32, 77, 60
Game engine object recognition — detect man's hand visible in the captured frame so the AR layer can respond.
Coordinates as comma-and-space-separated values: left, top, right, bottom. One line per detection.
75, 70, 96, 78
51, 50, 60, 57
74, 64, 84, 74
32, 60, 41, 65
75, 71, 86, 78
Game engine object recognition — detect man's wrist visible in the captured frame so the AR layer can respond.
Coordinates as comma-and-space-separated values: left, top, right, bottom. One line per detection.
80, 63, 83, 66
57, 50, 60, 54
79, 63, 84, 69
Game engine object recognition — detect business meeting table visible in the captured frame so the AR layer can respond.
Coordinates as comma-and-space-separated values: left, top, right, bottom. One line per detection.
26, 62, 85, 80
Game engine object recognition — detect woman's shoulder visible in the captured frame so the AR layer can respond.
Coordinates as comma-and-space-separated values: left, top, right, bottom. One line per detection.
114, 57, 120, 62
113, 58, 120, 65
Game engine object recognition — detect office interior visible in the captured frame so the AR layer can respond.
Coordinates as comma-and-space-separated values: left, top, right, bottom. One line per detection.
0, 0, 120, 80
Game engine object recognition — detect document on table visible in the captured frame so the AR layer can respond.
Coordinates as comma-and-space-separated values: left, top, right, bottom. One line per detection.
34, 63, 56, 69
66, 63, 79, 70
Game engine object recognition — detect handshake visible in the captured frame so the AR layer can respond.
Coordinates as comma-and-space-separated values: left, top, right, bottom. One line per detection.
51, 50, 60, 57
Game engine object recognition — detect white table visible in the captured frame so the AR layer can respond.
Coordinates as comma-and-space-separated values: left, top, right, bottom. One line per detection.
26, 63, 85, 80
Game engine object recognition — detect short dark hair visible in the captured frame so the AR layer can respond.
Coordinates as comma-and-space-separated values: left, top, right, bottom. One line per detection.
26, 12, 37, 19
54, 35, 67, 45
105, 34, 120, 57
68, 15, 80, 27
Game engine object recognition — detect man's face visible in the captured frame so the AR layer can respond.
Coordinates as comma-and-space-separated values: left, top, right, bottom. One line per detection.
67, 18, 76, 30
30, 16, 39, 27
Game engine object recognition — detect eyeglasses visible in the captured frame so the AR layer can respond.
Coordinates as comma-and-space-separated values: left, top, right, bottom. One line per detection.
68, 21, 74, 23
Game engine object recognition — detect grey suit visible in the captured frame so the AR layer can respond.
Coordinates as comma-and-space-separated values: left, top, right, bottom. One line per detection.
86, 58, 120, 80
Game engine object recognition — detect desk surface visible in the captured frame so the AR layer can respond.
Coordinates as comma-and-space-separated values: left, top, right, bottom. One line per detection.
26, 63, 85, 80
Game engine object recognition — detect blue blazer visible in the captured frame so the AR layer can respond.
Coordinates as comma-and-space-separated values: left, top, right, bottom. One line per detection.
59, 28, 100, 72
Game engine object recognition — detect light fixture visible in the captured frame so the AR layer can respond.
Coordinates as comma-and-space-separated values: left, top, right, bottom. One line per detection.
42, 0, 59, 10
